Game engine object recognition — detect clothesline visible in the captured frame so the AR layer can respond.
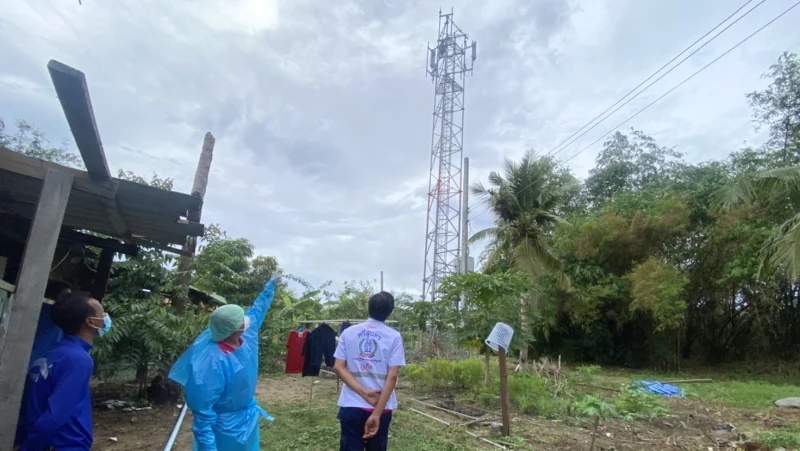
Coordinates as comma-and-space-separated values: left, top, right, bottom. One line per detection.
298, 319, 398, 324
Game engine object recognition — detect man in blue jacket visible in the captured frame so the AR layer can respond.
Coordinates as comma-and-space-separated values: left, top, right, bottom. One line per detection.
29, 280, 72, 368
169, 276, 280, 451
19, 290, 112, 451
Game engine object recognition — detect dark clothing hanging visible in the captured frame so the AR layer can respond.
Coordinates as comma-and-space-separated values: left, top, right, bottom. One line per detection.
339, 321, 352, 335
302, 323, 337, 377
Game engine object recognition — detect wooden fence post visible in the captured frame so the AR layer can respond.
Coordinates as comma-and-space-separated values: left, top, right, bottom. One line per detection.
498, 346, 511, 436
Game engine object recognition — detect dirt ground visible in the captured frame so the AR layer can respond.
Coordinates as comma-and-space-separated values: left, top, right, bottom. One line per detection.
92, 375, 336, 450
92, 374, 800, 450
419, 395, 800, 450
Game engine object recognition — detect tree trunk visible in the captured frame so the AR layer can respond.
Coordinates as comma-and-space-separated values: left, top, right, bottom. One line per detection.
519, 292, 535, 367
174, 132, 215, 314
136, 363, 149, 399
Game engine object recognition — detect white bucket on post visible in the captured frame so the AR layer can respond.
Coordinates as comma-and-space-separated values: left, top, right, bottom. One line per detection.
485, 322, 514, 352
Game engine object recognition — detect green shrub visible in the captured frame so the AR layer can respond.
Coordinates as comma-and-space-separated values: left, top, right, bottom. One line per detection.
613, 388, 669, 421
427, 359, 456, 390
404, 364, 431, 390
508, 374, 563, 417
576, 364, 601, 377
473, 386, 499, 407
453, 359, 484, 389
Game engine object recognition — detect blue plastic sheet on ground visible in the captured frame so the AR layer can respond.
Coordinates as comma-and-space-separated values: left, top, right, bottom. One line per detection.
632, 380, 684, 397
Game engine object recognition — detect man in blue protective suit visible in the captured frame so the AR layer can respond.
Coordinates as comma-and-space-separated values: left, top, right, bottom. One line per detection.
169, 276, 280, 451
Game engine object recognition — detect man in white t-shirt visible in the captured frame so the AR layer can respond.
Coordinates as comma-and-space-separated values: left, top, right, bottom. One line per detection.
333, 292, 405, 451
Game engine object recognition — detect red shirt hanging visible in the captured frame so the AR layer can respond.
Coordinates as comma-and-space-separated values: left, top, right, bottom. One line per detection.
285, 329, 308, 374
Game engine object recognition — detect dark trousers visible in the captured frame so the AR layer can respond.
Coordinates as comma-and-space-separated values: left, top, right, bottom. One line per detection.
338, 407, 393, 451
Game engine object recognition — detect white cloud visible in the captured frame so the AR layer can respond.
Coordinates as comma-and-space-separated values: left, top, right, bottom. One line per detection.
2, 0, 799, 295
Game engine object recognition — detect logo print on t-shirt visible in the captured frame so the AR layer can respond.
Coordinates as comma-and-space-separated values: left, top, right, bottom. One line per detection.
358, 337, 378, 358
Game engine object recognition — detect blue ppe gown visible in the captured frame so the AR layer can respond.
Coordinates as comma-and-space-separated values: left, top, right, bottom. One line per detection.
169, 278, 277, 451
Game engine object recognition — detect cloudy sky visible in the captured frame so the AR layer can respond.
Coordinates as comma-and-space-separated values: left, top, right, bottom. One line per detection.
2, 0, 799, 296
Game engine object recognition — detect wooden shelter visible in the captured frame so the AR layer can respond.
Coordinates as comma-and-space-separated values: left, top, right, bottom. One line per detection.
0, 60, 206, 447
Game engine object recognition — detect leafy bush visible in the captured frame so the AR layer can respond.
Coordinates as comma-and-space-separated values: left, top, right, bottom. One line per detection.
508, 374, 566, 417
427, 359, 456, 390
613, 388, 669, 421
576, 364, 602, 377
93, 250, 211, 398
452, 359, 484, 389
404, 364, 431, 391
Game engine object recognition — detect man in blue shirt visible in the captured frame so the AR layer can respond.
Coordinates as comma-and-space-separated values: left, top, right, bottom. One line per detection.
19, 290, 111, 451
29, 280, 72, 368
15, 280, 72, 448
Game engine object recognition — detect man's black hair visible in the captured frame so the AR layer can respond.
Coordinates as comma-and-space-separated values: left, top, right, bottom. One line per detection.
51, 291, 95, 335
45, 280, 72, 303
368, 291, 395, 322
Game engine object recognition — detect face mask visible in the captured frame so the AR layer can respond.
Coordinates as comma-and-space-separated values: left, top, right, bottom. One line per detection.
90, 314, 113, 337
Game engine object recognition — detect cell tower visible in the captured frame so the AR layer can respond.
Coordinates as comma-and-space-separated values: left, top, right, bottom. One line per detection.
422, 9, 477, 302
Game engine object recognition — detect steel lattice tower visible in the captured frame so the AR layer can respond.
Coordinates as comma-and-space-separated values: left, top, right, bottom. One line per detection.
422, 9, 476, 302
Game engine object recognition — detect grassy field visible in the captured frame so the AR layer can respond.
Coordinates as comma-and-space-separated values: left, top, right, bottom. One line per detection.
90, 364, 800, 450
600, 365, 800, 409
257, 364, 800, 450
264, 402, 481, 450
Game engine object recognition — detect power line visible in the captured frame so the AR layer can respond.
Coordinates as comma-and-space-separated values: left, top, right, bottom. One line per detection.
561, 1, 800, 166
546, 0, 765, 158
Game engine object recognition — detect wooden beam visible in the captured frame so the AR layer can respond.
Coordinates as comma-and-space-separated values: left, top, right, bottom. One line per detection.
91, 247, 115, 302
47, 60, 111, 182
0, 169, 73, 450
0, 147, 115, 199
59, 228, 139, 256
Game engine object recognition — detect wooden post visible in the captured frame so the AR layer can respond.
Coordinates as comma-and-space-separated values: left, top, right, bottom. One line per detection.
0, 169, 73, 450
174, 132, 215, 313
498, 346, 511, 436
91, 247, 115, 301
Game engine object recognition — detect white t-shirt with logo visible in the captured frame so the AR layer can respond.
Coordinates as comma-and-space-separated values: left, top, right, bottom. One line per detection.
334, 318, 406, 410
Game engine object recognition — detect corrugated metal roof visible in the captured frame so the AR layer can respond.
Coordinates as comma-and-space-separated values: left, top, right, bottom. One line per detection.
0, 147, 204, 250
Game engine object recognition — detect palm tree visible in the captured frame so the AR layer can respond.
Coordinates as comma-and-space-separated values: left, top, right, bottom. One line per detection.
717, 166, 800, 279
470, 151, 576, 365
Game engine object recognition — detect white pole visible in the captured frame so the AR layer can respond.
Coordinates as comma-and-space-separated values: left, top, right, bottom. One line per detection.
460, 157, 470, 313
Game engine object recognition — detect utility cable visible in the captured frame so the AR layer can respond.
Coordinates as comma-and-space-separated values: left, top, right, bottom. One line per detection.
561, 1, 800, 165
546, 0, 764, 157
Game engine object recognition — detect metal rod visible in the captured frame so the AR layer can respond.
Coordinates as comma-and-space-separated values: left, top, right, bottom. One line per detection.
163, 403, 188, 451
381, 271, 384, 291
661, 378, 713, 384
410, 408, 450, 425
408, 408, 506, 449
411, 398, 478, 420
297, 319, 398, 324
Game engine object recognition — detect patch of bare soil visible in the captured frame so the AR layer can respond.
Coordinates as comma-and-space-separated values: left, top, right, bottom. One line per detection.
92, 373, 336, 450
411, 395, 800, 450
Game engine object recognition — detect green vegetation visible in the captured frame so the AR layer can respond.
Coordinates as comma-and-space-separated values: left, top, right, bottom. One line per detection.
755, 423, 800, 450
263, 403, 477, 451
688, 380, 800, 409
